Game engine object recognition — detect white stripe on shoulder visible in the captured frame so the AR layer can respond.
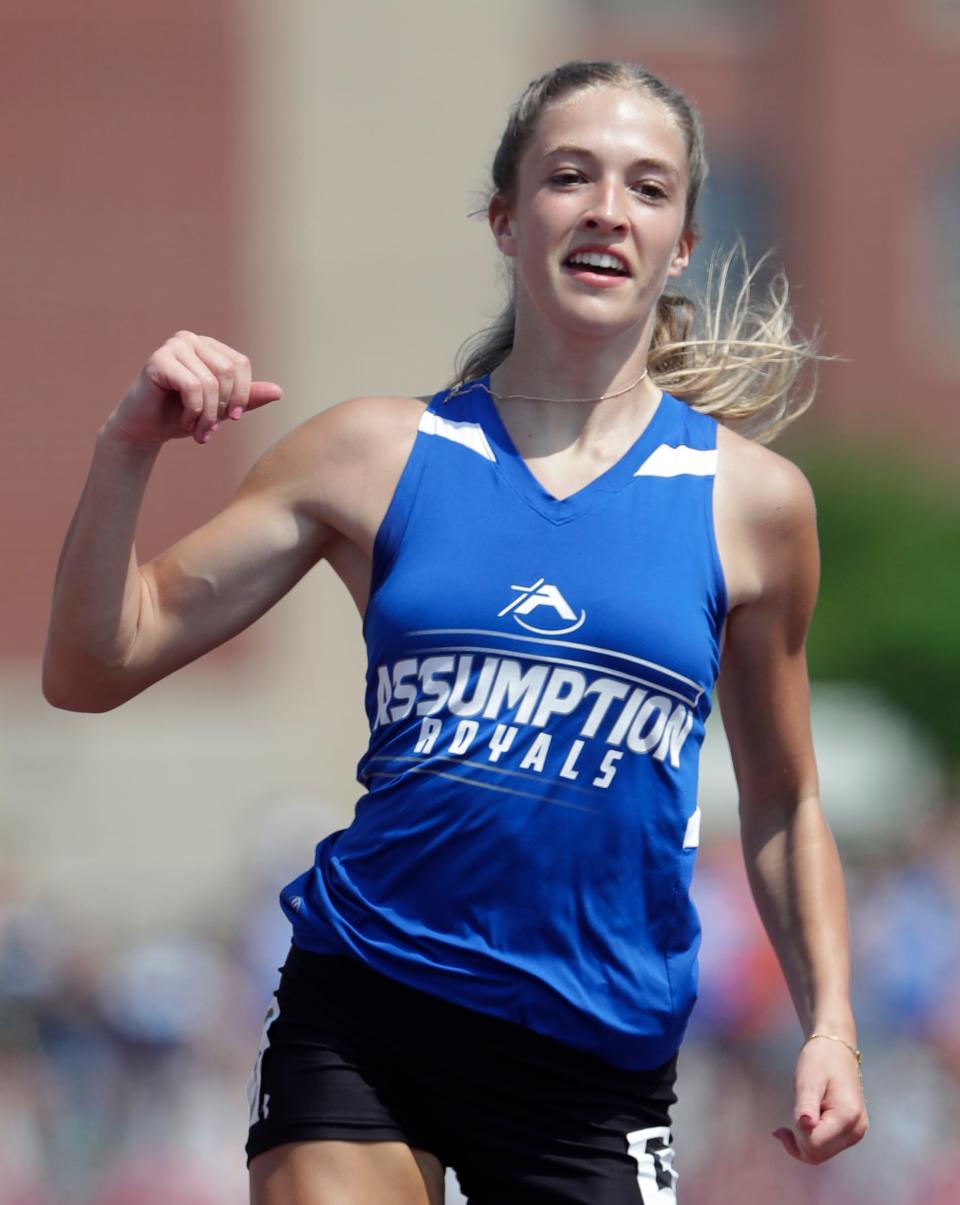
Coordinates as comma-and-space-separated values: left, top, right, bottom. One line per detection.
635, 444, 718, 478
419, 411, 497, 462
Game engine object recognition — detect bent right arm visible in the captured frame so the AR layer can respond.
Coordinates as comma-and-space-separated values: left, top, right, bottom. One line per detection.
42, 332, 326, 712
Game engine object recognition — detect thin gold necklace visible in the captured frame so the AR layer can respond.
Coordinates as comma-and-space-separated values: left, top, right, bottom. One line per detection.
466, 366, 649, 405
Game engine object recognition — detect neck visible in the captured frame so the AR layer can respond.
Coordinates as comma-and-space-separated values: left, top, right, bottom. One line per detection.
488, 308, 660, 437
495, 289, 658, 393
492, 348, 651, 403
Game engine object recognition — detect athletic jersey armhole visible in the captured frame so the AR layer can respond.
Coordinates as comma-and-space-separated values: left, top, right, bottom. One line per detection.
361, 395, 437, 640
668, 400, 728, 646
705, 481, 729, 629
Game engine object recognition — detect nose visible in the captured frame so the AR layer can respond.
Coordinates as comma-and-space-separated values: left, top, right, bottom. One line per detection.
580, 178, 628, 234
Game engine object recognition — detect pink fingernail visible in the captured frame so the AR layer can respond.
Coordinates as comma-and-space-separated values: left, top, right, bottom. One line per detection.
229, 406, 243, 420
200, 431, 211, 444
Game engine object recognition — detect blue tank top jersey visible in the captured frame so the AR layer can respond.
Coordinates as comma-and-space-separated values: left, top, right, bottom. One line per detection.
281, 378, 728, 1070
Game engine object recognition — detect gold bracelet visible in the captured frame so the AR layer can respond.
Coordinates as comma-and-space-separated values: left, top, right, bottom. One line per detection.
803, 1032, 863, 1079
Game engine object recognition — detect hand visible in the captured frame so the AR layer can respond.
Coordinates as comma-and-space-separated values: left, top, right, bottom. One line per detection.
105, 331, 283, 450
772, 1036, 868, 1164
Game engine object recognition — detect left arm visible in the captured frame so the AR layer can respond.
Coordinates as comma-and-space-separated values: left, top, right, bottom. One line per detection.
716, 448, 867, 1164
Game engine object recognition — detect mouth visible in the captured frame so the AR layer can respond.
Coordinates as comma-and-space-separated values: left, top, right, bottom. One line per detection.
562, 249, 631, 279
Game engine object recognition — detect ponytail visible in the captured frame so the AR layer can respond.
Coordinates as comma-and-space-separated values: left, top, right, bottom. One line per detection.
647, 247, 820, 443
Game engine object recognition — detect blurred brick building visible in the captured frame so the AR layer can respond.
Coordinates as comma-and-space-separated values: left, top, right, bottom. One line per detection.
3, 0, 245, 661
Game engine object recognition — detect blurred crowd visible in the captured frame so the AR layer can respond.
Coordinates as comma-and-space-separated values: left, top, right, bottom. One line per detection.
2, 810, 960, 1205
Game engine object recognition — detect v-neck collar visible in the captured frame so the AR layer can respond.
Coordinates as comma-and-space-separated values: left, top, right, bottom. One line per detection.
468, 375, 676, 525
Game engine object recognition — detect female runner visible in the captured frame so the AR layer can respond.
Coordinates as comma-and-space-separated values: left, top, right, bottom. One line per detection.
44, 61, 867, 1204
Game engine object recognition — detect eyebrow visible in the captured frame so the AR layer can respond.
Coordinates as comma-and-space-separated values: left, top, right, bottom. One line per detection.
541, 144, 682, 181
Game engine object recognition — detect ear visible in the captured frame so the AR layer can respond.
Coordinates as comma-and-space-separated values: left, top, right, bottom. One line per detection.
667, 228, 695, 279
488, 194, 517, 258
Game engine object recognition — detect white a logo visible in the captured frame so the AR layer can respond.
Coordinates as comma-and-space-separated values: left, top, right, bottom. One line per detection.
498, 578, 586, 635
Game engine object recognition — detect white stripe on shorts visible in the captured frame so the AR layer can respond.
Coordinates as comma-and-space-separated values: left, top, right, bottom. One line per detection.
246, 996, 280, 1126
625, 1125, 678, 1204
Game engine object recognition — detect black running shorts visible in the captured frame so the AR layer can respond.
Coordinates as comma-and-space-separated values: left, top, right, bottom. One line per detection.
246, 945, 679, 1204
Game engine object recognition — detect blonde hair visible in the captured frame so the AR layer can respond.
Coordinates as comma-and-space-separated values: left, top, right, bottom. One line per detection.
452, 61, 821, 444
647, 246, 819, 443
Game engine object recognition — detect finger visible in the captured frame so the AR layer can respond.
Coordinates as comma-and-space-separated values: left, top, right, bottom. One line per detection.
174, 335, 237, 419
214, 361, 235, 415
199, 334, 249, 364
147, 353, 207, 437
772, 1127, 804, 1161
246, 381, 284, 412
172, 347, 221, 442
228, 352, 252, 418
197, 338, 279, 418
195, 336, 253, 418
798, 1111, 867, 1164
773, 1123, 849, 1167
193, 346, 236, 418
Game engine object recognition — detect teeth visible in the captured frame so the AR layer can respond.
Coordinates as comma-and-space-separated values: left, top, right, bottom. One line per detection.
567, 251, 626, 272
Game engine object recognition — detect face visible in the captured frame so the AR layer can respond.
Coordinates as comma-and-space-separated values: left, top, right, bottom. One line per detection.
489, 86, 694, 341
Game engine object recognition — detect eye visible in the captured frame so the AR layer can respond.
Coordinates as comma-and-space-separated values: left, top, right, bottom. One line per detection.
634, 181, 669, 202
549, 170, 584, 187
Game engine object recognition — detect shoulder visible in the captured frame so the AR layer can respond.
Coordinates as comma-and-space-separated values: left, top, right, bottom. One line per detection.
714, 423, 819, 606
266, 393, 427, 472
242, 393, 428, 505
716, 424, 815, 531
